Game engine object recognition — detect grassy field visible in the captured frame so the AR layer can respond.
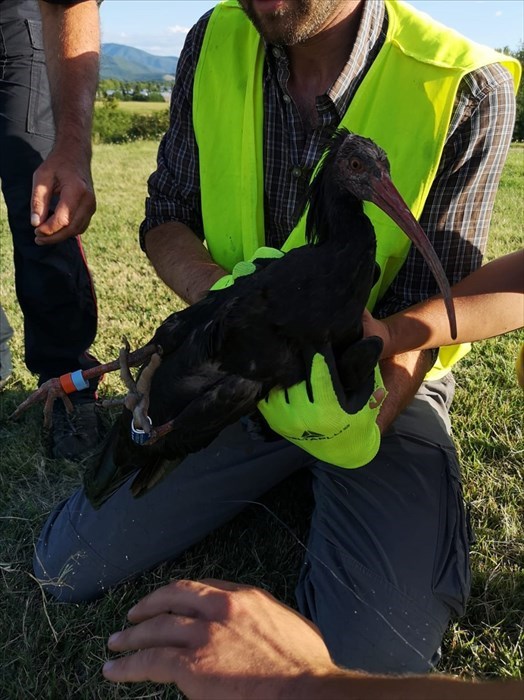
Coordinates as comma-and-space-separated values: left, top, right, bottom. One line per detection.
0, 141, 523, 698
96, 100, 170, 114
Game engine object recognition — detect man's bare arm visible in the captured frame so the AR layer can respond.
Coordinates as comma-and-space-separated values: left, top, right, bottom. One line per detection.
33, 0, 100, 242
377, 349, 433, 433
144, 223, 228, 305
365, 251, 524, 359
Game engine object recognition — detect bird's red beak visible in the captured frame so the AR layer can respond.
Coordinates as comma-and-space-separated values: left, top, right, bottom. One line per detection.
371, 173, 457, 340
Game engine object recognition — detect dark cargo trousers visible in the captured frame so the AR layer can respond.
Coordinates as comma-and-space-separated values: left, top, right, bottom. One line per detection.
34, 375, 471, 674
0, 0, 97, 383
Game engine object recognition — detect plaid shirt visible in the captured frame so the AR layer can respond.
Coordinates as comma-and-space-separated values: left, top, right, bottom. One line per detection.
140, 1, 516, 316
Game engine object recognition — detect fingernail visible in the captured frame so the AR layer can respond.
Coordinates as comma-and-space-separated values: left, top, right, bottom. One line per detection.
128, 605, 137, 616
108, 633, 120, 647
103, 661, 114, 674
31, 213, 40, 227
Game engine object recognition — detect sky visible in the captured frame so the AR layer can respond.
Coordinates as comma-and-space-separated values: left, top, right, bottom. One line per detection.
99, 1, 523, 57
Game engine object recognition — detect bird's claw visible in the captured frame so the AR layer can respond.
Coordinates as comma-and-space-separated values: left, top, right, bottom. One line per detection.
9, 377, 72, 428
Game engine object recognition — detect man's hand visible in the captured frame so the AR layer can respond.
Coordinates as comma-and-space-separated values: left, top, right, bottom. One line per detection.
32, 147, 96, 243
103, 578, 524, 700
103, 579, 335, 699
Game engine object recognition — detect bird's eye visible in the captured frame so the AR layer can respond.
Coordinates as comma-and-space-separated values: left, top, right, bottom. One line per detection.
350, 158, 363, 171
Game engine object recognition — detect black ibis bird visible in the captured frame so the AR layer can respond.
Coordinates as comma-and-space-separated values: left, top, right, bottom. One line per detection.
11, 130, 456, 507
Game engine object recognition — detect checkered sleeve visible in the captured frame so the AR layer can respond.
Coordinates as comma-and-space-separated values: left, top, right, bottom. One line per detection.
375, 63, 517, 317
138, 14, 211, 251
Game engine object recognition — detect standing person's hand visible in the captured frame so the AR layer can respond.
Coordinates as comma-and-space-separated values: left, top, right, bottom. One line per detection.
32, 146, 96, 244
103, 579, 336, 699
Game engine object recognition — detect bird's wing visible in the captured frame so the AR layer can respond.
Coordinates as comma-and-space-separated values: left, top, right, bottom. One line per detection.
155, 368, 263, 458
127, 370, 263, 499
85, 356, 264, 507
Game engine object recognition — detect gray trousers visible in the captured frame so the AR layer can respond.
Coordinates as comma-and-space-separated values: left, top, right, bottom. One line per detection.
34, 375, 471, 674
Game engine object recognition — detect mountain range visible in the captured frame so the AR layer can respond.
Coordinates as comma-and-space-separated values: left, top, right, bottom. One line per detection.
101, 43, 178, 82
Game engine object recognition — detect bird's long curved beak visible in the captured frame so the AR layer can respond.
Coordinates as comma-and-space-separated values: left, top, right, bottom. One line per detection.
371, 174, 457, 340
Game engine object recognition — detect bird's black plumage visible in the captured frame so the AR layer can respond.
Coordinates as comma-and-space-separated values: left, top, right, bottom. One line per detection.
84, 130, 453, 507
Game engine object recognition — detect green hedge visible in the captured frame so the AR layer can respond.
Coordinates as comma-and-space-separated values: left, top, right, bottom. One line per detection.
93, 101, 170, 144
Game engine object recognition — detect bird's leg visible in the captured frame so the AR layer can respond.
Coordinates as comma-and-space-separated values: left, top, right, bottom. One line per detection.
9, 378, 72, 428
97, 397, 126, 408
133, 353, 162, 433
8, 342, 158, 425
135, 353, 162, 418
145, 417, 177, 445
121, 342, 144, 415
120, 338, 136, 399
122, 349, 162, 435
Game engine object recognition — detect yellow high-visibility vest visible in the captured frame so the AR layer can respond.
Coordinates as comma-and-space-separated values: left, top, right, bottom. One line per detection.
193, 0, 520, 379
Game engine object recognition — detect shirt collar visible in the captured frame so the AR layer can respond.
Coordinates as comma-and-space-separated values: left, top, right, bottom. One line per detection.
328, 0, 387, 117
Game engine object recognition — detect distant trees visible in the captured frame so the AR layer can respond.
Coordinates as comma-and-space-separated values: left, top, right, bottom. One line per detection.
94, 78, 171, 142
93, 100, 170, 144
97, 79, 171, 103
96, 48, 523, 139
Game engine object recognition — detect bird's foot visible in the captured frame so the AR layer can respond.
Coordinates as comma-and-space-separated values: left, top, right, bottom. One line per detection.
121, 344, 162, 436
8, 341, 159, 425
9, 377, 75, 428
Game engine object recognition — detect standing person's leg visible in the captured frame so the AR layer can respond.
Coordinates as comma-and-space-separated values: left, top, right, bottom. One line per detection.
0, 9, 99, 458
296, 375, 471, 674
34, 420, 314, 603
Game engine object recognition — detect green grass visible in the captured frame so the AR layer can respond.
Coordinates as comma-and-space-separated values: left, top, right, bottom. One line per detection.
96, 100, 169, 114
0, 142, 523, 697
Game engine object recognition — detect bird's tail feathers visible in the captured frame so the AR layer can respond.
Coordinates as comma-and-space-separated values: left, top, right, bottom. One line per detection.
83, 418, 133, 509
83, 409, 173, 509
130, 456, 181, 499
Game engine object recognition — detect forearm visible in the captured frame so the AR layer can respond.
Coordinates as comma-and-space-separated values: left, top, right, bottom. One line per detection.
384, 293, 522, 357
287, 671, 522, 700
377, 350, 432, 433
144, 223, 227, 304
39, 0, 100, 159
379, 251, 524, 357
